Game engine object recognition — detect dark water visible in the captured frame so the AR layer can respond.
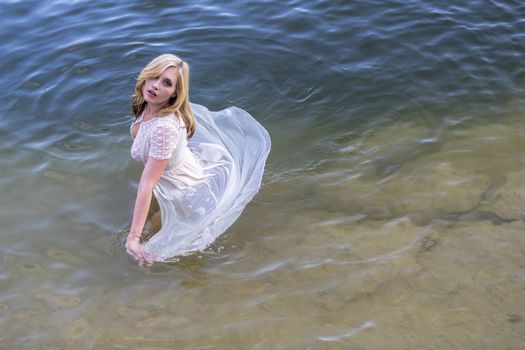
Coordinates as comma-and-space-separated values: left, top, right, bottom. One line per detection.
2, 1, 525, 348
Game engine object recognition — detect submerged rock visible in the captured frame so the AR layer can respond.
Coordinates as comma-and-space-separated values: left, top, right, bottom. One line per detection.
382, 162, 490, 215
264, 210, 425, 265
432, 122, 525, 175
313, 120, 501, 221
315, 161, 490, 221
33, 292, 81, 309
480, 170, 525, 221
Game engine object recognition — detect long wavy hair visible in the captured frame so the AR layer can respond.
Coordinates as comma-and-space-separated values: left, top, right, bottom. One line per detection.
131, 54, 195, 138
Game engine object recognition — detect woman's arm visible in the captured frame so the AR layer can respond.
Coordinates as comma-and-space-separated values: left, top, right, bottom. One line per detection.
130, 157, 168, 236
126, 157, 169, 267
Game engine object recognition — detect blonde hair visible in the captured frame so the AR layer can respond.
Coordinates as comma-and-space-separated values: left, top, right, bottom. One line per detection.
131, 54, 195, 138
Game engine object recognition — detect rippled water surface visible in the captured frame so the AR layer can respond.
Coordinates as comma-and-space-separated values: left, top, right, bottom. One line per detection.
2, 0, 525, 348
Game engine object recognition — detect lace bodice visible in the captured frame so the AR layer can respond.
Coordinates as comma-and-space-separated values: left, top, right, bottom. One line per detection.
130, 114, 189, 170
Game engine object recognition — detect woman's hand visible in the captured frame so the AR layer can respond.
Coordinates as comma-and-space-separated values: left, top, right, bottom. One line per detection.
125, 234, 154, 268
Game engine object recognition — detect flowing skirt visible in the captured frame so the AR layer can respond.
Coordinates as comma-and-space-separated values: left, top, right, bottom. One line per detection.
143, 103, 271, 261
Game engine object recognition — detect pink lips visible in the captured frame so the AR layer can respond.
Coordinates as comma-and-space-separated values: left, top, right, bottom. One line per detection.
147, 89, 157, 98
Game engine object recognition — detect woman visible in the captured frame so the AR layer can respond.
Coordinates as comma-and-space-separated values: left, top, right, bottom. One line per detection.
125, 54, 270, 267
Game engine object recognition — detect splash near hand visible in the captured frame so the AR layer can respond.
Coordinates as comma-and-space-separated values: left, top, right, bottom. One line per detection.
125, 234, 155, 268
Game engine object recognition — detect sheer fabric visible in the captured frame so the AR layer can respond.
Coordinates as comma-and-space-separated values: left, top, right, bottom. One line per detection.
130, 103, 271, 260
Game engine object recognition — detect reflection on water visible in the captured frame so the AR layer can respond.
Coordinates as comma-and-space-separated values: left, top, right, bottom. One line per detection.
2, 0, 525, 348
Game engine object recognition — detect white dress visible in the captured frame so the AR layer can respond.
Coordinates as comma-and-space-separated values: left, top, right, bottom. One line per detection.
130, 103, 271, 261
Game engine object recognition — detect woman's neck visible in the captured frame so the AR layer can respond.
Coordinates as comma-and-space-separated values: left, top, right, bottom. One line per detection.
143, 104, 162, 121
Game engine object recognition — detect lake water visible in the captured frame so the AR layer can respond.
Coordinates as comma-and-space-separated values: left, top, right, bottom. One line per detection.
2, 0, 525, 348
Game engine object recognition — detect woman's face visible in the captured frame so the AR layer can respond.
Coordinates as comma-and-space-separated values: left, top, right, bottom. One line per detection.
142, 67, 178, 107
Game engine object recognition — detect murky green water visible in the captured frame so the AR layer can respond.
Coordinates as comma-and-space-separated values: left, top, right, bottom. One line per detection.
2, 1, 525, 348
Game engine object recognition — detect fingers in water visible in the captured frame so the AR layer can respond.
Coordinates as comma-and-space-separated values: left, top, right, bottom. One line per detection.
124, 241, 155, 268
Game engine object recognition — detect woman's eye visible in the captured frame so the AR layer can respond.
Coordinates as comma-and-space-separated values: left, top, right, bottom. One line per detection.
164, 80, 172, 87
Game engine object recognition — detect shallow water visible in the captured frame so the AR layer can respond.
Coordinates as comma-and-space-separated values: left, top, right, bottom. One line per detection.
2, 0, 525, 348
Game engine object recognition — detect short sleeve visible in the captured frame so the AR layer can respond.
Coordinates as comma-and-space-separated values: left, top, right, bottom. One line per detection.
149, 122, 178, 160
